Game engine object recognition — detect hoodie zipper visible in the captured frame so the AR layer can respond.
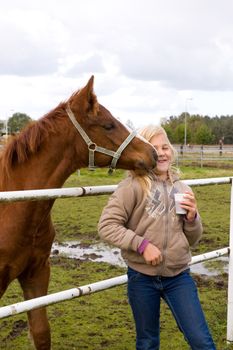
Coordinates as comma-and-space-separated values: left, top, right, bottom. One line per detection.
160, 181, 170, 273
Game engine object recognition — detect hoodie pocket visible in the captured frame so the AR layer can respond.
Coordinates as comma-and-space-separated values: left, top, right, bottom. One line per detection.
165, 231, 191, 268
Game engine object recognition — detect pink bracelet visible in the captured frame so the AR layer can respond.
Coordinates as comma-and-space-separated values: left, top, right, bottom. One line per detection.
138, 239, 150, 255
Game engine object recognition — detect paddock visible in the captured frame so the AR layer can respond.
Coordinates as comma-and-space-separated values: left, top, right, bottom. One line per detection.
0, 177, 233, 345
175, 144, 233, 168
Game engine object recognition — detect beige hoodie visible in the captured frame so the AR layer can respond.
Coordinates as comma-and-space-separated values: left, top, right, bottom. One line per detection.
98, 175, 203, 277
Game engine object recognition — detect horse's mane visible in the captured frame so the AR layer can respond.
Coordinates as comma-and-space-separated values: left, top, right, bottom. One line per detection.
0, 102, 67, 176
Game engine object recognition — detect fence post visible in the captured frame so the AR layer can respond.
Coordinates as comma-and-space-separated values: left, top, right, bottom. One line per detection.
200, 146, 203, 168
227, 177, 233, 342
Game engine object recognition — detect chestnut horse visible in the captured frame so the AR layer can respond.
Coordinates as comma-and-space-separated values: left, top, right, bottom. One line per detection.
0, 76, 157, 349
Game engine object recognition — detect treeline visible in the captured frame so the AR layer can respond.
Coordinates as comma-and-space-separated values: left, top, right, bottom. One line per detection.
1, 112, 233, 145
0, 113, 32, 135
161, 113, 233, 145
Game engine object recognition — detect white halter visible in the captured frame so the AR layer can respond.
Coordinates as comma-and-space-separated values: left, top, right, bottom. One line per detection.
66, 104, 137, 174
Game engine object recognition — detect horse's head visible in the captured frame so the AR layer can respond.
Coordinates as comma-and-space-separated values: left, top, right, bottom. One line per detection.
67, 76, 157, 173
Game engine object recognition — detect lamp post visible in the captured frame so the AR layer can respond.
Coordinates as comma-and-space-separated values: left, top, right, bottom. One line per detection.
184, 98, 192, 147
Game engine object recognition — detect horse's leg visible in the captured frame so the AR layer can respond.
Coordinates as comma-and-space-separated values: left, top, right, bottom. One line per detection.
18, 260, 51, 350
0, 265, 12, 299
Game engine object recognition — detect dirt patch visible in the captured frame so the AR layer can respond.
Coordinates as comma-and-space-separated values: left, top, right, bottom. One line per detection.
193, 273, 228, 289
71, 242, 91, 249
81, 252, 103, 260
51, 256, 84, 269
3, 319, 28, 341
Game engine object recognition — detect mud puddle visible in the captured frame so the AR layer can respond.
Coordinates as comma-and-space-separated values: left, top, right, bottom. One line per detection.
51, 241, 228, 276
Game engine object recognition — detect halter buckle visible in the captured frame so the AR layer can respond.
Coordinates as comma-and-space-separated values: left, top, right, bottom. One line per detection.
88, 143, 97, 151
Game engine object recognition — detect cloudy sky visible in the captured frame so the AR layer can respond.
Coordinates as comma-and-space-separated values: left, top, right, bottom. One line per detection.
1, 0, 233, 128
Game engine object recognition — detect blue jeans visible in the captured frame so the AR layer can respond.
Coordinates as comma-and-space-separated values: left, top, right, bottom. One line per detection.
127, 267, 216, 350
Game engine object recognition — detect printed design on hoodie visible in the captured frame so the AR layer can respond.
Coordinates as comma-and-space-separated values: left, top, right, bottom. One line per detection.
146, 185, 177, 219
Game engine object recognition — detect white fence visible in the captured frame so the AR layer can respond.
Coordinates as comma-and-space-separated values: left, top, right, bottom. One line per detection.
174, 145, 233, 167
0, 177, 233, 343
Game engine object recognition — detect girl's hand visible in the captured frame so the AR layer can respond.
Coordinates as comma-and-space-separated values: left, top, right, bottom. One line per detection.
143, 243, 163, 266
181, 191, 197, 222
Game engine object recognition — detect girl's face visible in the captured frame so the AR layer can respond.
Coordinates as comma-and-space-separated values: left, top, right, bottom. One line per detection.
149, 133, 172, 180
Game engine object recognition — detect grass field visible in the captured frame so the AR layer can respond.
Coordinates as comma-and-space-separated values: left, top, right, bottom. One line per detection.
1, 166, 233, 349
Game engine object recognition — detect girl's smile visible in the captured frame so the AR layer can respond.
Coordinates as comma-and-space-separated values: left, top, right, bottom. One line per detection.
149, 133, 172, 180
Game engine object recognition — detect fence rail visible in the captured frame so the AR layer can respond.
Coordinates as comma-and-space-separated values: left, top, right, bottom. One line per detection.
0, 177, 233, 343
0, 177, 231, 203
0, 247, 229, 319
174, 145, 233, 167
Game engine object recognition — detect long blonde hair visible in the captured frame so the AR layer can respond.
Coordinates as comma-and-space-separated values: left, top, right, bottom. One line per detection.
130, 125, 179, 194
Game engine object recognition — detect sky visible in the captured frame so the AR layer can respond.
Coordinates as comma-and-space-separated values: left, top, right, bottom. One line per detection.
1, 0, 233, 128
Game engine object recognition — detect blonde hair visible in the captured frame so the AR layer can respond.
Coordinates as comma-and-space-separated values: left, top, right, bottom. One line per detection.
130, 125, 179, 194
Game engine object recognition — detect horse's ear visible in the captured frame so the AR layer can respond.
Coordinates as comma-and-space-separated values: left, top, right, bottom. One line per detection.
70, 75, 99, 117
85, 75, 94, 93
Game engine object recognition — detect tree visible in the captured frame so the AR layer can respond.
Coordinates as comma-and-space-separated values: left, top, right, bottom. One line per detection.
194, 125, 214, 144
7, 113, 32, 134
174, 124, 191, 144
159, 113, 233, 144
0, 120, 5, 135
163, 124, 174, 142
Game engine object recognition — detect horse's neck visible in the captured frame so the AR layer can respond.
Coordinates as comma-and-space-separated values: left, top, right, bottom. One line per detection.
4, 133, 86, 191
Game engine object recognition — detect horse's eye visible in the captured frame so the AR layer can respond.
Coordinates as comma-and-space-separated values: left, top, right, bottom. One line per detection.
103, 123, 114, 131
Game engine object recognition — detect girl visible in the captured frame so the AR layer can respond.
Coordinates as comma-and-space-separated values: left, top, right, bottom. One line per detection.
98, 125, 216, 350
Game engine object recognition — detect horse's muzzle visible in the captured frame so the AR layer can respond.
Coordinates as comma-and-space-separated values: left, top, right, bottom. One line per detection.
134, 156, 157, 173
152, 148, 158, 165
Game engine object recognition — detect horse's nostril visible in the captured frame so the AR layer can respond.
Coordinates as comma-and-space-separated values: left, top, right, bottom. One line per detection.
153, 149, 158, 161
